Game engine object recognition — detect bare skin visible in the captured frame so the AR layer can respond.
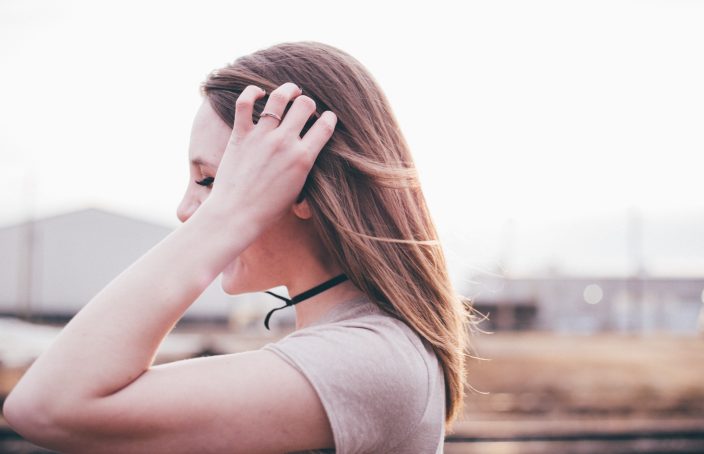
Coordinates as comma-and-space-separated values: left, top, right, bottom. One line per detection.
178, 92, 365, 330
3, 82, 365, 453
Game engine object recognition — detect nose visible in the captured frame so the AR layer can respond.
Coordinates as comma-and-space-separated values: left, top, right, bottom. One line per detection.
176, 192, 199, 223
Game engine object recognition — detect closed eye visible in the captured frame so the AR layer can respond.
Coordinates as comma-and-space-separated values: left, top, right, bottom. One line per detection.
195, 176, 214, 187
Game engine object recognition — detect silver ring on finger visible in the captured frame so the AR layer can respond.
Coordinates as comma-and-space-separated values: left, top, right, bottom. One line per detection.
260, 112, 282, 122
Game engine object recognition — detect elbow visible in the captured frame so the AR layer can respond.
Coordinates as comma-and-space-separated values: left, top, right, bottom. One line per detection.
3, 390, 44, 440
3, 389, 71, 449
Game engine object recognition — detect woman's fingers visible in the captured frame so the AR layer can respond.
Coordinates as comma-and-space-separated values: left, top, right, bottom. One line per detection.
278, 94, 317, 136
300, 111, 338, 159
232, 81, 337, 165
256, 82, 302, 132
233, 85, 267, 137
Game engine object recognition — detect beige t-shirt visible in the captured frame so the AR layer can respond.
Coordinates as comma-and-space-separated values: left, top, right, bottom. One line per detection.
261, 294, 446, 454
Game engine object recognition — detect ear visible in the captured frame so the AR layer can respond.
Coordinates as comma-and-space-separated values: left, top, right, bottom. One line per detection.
292, 197, 312, 220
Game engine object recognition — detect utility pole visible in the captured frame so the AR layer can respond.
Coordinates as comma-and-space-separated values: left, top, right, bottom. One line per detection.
500, 217, 516, 279
18, 166, 37, 322
627, 206, 646, 334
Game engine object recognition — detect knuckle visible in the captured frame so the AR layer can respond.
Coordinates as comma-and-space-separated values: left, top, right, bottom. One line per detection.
244, 84, 260, 94
282, 81, 300, 91
296, 95, 316, 111
317, 116, 335, 134
270, 90, 289, 104
268, 129, 287, 145
235, 95, 252, 109
296, 144, 315, 161
292, 153, 311, 171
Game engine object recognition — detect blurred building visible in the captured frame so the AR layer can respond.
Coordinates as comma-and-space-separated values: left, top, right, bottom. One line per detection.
0, 208, 290, 331
4, 208, 701, 336
468, 273, 704, 334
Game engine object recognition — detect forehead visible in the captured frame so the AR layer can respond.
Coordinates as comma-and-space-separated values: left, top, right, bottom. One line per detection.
188, 98, 232, 167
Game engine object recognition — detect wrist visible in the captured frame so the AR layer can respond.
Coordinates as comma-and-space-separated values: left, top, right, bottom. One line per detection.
187, 198, 263, 261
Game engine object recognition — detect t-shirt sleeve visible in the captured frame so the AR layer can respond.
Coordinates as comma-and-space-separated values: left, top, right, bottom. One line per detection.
261, 319, 431, 454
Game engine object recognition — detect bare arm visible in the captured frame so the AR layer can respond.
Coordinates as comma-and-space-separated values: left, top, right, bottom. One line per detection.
4, 203, 255, 408
3, 82, 339, 453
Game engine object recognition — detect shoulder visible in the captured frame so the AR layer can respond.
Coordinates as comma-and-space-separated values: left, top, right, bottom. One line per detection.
265, 309, 431, 400
262, 311, 434, 453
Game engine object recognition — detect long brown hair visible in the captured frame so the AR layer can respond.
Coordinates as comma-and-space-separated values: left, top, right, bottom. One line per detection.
200, 41, 485, 432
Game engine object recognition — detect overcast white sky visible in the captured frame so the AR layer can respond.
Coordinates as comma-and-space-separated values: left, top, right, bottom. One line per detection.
1, 0, 703, 279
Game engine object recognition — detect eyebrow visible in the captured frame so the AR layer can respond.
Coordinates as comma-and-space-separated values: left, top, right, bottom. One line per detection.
190, 157, 217, 168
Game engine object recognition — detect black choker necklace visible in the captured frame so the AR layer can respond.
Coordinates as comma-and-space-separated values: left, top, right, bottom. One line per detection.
263, 273, 349, 330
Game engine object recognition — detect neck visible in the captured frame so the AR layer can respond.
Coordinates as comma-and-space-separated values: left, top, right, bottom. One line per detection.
272, 214, 366, 329
286, 268, 365, 330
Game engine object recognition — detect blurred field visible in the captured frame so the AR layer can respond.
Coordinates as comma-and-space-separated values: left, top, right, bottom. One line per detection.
460, 331, 704, 419
446, 331, 704, 452
2, 329, 704, 452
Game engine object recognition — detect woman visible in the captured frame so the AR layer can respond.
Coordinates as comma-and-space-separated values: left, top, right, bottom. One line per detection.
3, 41, 482, 453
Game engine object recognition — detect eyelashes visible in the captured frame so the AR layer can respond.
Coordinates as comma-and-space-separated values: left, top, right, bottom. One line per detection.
195, 176, 214, 188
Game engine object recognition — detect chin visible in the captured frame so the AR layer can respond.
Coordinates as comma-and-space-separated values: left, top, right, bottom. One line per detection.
221, 256, 249, 295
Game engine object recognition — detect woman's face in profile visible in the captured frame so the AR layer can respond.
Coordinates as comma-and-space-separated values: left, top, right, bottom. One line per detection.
176, 98, 295, 295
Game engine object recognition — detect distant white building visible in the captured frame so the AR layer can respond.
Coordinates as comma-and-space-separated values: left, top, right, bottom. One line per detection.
0, 208, 293, 331
466, 272, 704, 335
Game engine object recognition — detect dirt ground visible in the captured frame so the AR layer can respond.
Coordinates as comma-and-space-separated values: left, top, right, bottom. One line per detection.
459, 331, 704, 421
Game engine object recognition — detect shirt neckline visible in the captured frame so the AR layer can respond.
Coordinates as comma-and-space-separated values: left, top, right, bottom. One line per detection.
305, 293, 376, 329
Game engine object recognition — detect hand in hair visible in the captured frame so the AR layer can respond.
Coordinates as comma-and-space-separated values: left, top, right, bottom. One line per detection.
204, 82, 337, 233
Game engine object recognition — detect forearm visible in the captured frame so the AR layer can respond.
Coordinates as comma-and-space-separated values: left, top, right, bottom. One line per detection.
7, 202, 259, 411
